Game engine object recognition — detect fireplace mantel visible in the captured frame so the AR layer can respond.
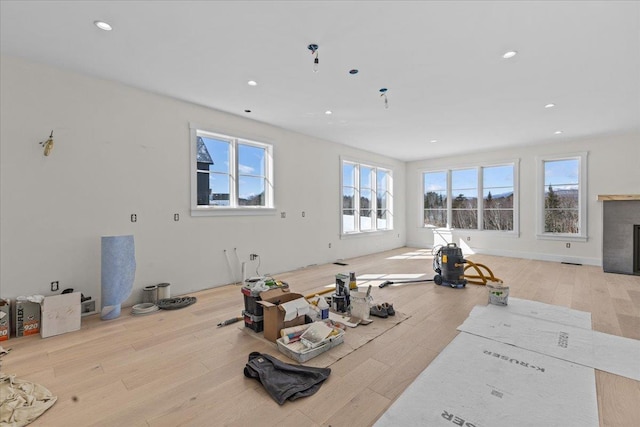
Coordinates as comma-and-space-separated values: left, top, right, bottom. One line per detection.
598, 194, 640, 201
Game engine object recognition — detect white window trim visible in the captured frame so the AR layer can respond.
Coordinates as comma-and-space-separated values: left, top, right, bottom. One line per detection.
190, 123, 275, 216
340, 156, 394, 237
536, 152, 588, 241
420, 159, 520, 236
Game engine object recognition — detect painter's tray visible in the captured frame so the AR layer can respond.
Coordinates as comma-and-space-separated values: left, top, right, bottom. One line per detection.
276, 328, 345, 363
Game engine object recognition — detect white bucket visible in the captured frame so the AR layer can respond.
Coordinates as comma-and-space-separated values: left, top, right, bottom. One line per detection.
487, 283, 509, 305
350, 292, 372, 320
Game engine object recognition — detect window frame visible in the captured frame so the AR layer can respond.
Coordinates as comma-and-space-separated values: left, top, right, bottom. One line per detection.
421, 160, 519, 235
536, 152, 588, 241
341, 157, 394, 236
190, 124, 275, 216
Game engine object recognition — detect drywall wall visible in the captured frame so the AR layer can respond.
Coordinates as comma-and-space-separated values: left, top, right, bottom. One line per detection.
0, 55, 406, 308
406, 131, 640, 265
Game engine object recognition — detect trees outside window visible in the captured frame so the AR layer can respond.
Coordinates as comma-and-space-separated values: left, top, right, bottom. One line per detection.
537, 153, 587, 241
423, 162, 517, 232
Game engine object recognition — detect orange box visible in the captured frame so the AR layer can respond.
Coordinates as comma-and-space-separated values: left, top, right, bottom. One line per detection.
0, 299, 10, 341
15, 299, 41, 337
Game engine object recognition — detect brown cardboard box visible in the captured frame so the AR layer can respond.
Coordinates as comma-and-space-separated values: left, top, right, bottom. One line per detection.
258, 288, 309, 342
15, 299, 41, 337
41, 292, 81, 338
0, 299, 10, 341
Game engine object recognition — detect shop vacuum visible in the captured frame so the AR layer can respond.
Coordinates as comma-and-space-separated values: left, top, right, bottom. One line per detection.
379, 243, 468, 289
432, 243, 467, 288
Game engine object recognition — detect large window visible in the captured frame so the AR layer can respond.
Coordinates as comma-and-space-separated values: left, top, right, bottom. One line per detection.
537, 152, 587, 240
342, 160, 393, 234
191, 126, 273, 215
451, 168, 478, 229
424, 171, 448, 228
483, 165, 514, 231
423, 162, 518, 232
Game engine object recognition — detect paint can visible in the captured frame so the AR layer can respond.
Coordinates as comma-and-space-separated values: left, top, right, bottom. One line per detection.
142, 285, 157, 304
487, 283, 509, 305
157, 283, 171, 300
332, 294, 347, 313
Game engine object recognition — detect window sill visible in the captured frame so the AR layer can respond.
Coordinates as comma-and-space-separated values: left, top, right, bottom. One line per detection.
191, 207, 277, 217
536, 233, 588, 242
341, 229, 395, 239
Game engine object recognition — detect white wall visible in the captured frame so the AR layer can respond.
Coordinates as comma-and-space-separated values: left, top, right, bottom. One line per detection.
406, 131, 640, 265
0, 55, 406, 307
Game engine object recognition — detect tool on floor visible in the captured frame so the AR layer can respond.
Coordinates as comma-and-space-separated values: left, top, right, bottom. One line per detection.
217, 316, 243, 327
433, 243, 467, 288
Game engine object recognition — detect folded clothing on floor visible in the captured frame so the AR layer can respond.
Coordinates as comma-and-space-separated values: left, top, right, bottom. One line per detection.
243, 351, 331, 405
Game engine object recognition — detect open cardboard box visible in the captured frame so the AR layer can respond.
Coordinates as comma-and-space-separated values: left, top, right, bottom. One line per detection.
257, 288, 309, 342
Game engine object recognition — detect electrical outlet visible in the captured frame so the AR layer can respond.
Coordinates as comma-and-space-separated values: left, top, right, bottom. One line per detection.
328, 243, 332, 248
467, 236, 471, 241
250, 253, 258, 260
281, 212, 286, 219
51, 281, 59, 292
174, 213, 180, 221
566, 242, 571, 248
131, 214, 137, 222
302, 211, 306, 217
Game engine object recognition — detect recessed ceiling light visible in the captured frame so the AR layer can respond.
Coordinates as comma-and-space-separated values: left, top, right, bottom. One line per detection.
349, 69, 359, 75
554, 130, 563, 135
247, 80, 257, 86
94, 20, 112, 31
325, 110, 332, 115
244, 109, 252, 113
545, 103, 556, 108
502, 50, 517, 59
430, 139, 437, 143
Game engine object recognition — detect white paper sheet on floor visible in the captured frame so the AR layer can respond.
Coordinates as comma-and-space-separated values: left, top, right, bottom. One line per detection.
374, 333, 599, 427
458, 301, 640, 381
375, 299, 615, 426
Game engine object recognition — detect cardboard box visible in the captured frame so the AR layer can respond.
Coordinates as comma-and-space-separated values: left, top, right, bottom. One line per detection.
258, 288, 310, 342
15, 299, 41, 337
41, 292, 81, 338
0, 299, 10, 341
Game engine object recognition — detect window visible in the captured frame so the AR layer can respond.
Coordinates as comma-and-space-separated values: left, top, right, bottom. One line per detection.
191, 126, 273, 215
483, 165, 514, 231
342, 160, 393, 234
537, 152, 587, 240
451, 168, 478, 229
423, 162, 518, 233
423, 171, 447, 228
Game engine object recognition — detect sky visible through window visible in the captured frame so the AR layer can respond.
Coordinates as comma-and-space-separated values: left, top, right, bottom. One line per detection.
202, 136, 265, 200
544, 159, 579, 189
425, 167, 515, 198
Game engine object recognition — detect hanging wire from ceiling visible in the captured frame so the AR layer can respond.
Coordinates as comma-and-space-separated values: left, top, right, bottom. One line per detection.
379, 88, 389, 109
308, 44, 319, 73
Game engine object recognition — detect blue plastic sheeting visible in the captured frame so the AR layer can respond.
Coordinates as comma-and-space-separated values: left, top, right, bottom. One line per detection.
101, 235, 136, 320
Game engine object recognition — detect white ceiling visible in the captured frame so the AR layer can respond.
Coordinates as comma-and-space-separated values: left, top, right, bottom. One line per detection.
1, 1, 639, 161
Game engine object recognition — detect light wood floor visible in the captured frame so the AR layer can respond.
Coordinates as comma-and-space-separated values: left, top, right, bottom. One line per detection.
3, 248, 640, 426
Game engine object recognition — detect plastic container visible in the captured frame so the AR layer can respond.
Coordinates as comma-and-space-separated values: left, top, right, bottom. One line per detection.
317, 296, 329, 320
241, 287, 264, 317
276, 327, 345, 362
350, 291, 372, 320
243, 310, 264, 332
487, 283, 509, 306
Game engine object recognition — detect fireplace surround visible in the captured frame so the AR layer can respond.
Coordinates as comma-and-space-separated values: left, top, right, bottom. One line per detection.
598, 195, 640, 275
